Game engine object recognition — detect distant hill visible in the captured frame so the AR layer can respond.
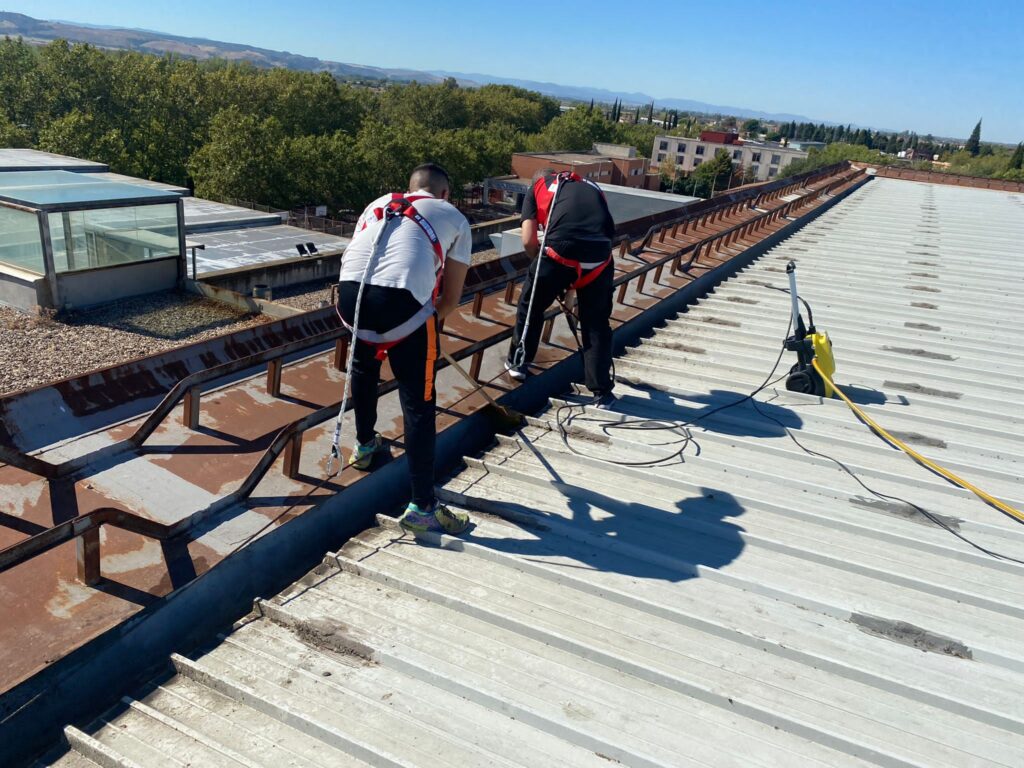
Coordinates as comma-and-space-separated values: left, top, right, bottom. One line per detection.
0, 11, 446, 83
3, 11, 823, 124
430, 70, 816, 123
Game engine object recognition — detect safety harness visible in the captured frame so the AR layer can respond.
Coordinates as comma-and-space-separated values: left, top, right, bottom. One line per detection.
532, 173, 613, 289
338, 193, 445, 361
511, 172, 611, 368
326, 192, 446, 476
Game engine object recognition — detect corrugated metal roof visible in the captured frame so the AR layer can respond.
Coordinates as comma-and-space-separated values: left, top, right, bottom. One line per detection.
45, 177, 1024, 767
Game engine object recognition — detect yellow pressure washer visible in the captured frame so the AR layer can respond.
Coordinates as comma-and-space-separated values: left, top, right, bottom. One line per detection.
783, 260, 836, 397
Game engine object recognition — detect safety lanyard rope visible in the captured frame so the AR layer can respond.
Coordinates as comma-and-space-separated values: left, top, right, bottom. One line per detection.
325, 197, 442, 477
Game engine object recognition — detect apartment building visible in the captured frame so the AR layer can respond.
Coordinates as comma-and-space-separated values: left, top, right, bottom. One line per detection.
652, 131, 809, 181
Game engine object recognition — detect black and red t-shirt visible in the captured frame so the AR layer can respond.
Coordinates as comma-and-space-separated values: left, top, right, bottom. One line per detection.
521, 173, 615, 246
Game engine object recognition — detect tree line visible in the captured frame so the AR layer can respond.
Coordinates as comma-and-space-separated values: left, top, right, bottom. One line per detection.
0, 38, 681, 212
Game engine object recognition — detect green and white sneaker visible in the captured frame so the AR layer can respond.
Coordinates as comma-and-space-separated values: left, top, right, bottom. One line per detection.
399, 502, 470, 536
348, 433, 385, 470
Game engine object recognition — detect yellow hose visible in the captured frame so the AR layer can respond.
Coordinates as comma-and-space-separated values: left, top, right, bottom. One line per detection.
811, 359, 1024, 525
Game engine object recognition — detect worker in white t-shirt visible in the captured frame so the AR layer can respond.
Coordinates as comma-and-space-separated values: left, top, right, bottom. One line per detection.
336, 164, 472, 535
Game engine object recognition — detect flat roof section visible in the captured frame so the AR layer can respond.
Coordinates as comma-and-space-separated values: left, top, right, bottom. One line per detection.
0, 148, 109, 173
493, 176, 697, 226
188, 224, 349, 274
0, 170, 181, 210
182, 197, 285, 233
600, 183, 698, 223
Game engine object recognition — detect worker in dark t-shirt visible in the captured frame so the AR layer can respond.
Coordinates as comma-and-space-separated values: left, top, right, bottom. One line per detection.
505, 168, 617, 408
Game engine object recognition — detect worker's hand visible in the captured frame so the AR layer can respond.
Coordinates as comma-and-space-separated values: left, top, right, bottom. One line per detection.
436, 259, 470, 321
521, 219, 539, 259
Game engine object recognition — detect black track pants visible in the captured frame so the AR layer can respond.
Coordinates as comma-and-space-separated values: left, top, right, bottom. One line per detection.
338, 282, 438, 508
508, 243, 614, 396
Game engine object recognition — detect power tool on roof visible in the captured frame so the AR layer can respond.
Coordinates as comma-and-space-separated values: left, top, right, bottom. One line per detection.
783, 260, 836, 397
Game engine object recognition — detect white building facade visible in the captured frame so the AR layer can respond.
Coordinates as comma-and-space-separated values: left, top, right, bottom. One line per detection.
652, 134, 809, 181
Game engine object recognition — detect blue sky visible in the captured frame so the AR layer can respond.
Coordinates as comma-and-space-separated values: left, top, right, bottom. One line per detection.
5, 0, 1022, 142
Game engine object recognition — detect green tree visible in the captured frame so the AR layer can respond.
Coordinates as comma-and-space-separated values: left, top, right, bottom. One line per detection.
742, 118, 761, 135
378, 81, 469, 131
0, 114, 33, 147
687, 148, 734, 198
464, 84, 559, 133
1008, 143, 1024, 170
188, 106, 288, 205
37, 109, 128, 169
0, 37, 43, 136
779, 142, 891, 178
528, 107, 612, 151
965, 119, 982, 156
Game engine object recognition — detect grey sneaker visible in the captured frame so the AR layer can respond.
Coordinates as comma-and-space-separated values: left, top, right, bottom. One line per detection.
348, 433, 385, 470
592, 392, 618, 410
399, 502, 471, 536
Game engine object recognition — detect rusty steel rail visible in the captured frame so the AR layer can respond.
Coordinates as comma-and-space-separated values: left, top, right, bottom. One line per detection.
0, 506, 172, 587
0, 328, 351, 480
0, 163, 867, 587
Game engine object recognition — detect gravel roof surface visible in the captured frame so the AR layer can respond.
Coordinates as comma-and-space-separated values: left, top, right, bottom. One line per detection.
0, 293, 267, 396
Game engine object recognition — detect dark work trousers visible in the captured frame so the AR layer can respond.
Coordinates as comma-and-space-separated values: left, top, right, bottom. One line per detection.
508, 240, 614, 395
338, 282, 438, 508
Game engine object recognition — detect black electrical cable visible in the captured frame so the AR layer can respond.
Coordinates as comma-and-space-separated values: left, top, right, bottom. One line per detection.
552, 303, 793, 467
551, 288, 1024, 564
749, 395, 1024, 566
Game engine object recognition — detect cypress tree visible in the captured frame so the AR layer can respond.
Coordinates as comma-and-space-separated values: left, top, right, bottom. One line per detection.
965, 119, 982, 156
1009, 143, 1024, 170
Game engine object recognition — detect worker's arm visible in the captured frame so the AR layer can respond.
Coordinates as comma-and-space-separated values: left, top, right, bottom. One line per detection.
436, 259, 469, 321
521, 218, 539, 259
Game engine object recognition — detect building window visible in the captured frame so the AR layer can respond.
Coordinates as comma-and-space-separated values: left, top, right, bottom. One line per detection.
0, 204, 46, 274
732, 150, 742, 160
657, 153, 666, 162
676, 155, 685, 166
693, 159, 702, 167
659, 140, 668, 150
695, 146, 705, 156
768, 167, 777, 177
751, 152, 761, 162
751, 165, 759, 176
47, 204, 179, 273
676, 143, 686, 153
771, 154, 782, 164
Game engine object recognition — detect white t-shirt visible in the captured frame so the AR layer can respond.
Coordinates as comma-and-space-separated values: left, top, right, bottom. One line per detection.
338, 190, 472, 305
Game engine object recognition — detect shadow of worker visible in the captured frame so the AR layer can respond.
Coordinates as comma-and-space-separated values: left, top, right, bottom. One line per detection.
615, 385, 803, 438
466, 477, 747, 584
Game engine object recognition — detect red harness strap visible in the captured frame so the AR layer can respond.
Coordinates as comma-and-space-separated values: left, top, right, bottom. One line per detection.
545, 247, 613, 290
350, 194, 446, 361
532, 171, 607, 228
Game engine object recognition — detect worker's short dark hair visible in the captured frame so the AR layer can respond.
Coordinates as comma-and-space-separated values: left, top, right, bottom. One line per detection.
409, 163, 451, 196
